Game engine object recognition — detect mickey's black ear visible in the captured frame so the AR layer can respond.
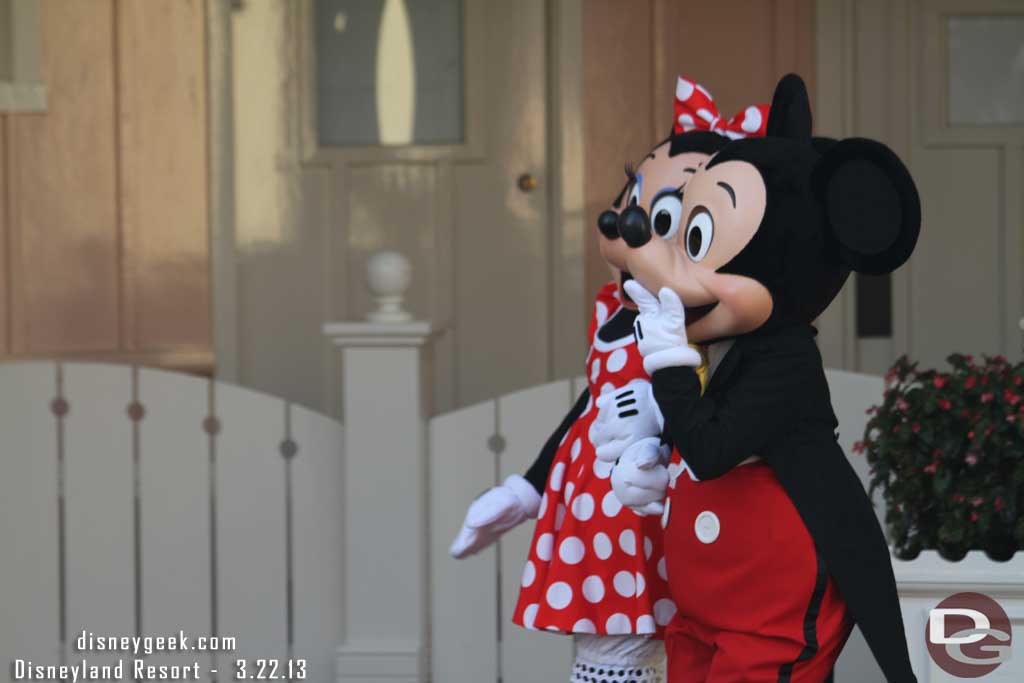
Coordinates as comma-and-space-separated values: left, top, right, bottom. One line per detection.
812, 138, 921, 274
766, 74, 812, 140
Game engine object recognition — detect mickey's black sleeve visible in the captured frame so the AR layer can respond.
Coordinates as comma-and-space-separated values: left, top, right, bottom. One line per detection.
524, 389, 589, 493
650, 342, 812, 480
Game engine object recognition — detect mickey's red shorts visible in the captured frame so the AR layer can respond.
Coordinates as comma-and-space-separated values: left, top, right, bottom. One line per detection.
663, 459, 851, 683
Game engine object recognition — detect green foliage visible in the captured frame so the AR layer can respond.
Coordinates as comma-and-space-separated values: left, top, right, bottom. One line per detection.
860, 354, 1022, 561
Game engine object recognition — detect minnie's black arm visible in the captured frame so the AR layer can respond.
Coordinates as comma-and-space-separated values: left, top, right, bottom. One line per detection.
524, 389, 590, 493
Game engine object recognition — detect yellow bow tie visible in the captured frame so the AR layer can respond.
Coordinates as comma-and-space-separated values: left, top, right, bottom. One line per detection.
690, 344, 709, 394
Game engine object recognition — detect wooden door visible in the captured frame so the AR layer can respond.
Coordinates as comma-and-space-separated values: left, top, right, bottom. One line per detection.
0, 0, 212, 373
581, 0, 816, 306
816, 0, 1024, 374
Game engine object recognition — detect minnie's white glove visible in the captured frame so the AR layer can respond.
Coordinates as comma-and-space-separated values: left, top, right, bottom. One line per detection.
623, 280, 703, 375
589, 379, 664, 463
610, 436, 671, 516
449, 474, 541, 559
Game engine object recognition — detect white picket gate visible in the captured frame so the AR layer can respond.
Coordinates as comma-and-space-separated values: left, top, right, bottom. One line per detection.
0, 351, 888, 683
0, 362, 345, 683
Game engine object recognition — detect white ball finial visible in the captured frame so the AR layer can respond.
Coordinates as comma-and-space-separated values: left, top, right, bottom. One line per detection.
366, 250, 412, 323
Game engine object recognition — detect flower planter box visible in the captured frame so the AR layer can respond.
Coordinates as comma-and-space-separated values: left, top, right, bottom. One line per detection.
893, 550, 1024, 680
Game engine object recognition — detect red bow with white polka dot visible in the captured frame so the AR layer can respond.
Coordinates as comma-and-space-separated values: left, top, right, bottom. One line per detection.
673, 75, 769, 139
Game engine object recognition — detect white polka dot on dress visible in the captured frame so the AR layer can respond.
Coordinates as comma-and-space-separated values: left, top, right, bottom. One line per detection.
563, 481, 575, 505
600, 382, 615, 395
606, 613, 632, 635
550, 462, 566, 492
657, 556, 667, 580
570, 492, 594, 521
538, 492, 548, 519
619, 529, 637, 556
644, 536, 653, 559
559, 536, 585, 565
601, 490, 623, 517
636, 572, 646, 597
570, 438, 582, 462
582, 575, 605, 603
573, 618, 597, 634
524, 603, 540, 630
654, 598, 677, 626
637, 615, 656, 634
580, 394, 593, 418
554, 504, 566, 531
606, 349, 628, 372
521, 560, 536, 587
546, 581, 573, 610
593, 459, 613, 479
593, 532, 613, 560
590, 358, 601, 382
595, 301, 609, 326
696, 107, 715, 123
613, 570, 636, 598
536, 533, 554, 561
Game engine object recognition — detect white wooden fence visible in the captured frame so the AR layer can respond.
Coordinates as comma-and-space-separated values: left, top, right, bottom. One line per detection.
0, 352, 888, 683
0, 362, 344, 683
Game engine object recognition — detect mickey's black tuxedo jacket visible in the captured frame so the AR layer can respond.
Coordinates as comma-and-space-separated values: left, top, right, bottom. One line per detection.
653, 324, 916, 683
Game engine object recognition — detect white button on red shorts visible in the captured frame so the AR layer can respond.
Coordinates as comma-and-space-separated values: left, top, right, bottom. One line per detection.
694, 510, 720, 544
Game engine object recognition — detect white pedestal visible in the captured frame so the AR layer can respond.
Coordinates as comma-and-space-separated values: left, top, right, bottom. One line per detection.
324, 321, 435, 683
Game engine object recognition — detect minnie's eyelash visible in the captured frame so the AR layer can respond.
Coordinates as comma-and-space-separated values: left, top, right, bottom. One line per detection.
624, 163, 636, 181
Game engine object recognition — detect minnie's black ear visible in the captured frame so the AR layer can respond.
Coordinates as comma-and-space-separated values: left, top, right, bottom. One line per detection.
766, 74, 812, 140
812, 138, 921, 274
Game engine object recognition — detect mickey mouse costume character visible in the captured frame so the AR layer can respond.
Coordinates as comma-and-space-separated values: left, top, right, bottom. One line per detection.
611, 73, 919, 682
450, 78, 768, 683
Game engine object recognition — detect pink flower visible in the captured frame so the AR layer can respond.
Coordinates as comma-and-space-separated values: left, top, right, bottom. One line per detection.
896, 398, 909, 412
981, 392, 994, 404
866, 406, 878, 415
923, 462, 939, 474
937, 399, 952, 410
911, 423, 921, 433
971, 511, 979, 522
1005, 389, 1020, 405
965, 375, 977, 389
971, 497, 984, 507
1007, 415, 1017, 424
995, 497, 1006, 511
965, 453, 979, 466
933, 376, 948, 389
852, 441, 865, 454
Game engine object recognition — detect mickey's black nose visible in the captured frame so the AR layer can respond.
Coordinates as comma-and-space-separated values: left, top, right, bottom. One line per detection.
597, 210, 620, 239
618, 206, 651, 248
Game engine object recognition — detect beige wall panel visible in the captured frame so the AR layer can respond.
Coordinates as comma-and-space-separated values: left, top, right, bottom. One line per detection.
453, 0, 549, 407
0, 115, 7, 354
8, 0, 118, 352
582, 0, 655, 303
117, 0, 210, 351
910, 147, 1002, 367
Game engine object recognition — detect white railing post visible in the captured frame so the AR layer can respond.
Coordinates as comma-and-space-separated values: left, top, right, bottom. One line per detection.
323, 251, 435, 683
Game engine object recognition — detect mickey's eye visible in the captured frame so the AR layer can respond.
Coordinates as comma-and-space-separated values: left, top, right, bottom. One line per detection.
627, 183, 641, 207
685, 209, 714, 262
650, 194, 683, 240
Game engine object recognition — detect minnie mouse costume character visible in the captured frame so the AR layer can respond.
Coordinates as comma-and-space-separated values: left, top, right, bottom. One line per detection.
450, 78, 768, 683
612, 74, 919, 682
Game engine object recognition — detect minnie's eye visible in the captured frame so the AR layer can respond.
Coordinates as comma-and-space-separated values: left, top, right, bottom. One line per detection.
628, 183, 641, 207
650, 194, 683, 240
685, 209, 714, 262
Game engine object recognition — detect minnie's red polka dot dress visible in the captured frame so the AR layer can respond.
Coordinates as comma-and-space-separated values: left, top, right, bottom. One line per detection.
512, 282, 676, 637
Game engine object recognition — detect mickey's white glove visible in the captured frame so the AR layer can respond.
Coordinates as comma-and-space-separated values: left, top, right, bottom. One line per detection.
610, 436, 671, 516
589, 379, 663, 463
623, 280, 702, 375
449, 474, 541, 558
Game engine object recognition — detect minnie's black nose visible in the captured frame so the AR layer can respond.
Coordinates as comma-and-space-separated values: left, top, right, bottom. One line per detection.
597, 210, 620, 239
618, 206, 651, 248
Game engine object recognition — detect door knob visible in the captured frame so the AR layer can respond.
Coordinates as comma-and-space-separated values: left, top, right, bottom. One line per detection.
517, 173, 538, 193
